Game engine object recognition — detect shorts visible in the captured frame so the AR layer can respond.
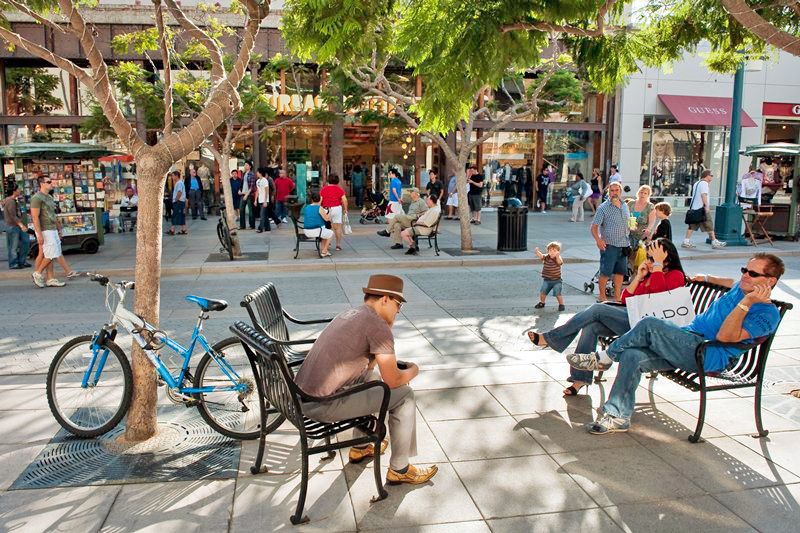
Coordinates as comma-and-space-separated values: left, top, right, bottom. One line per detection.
327, 205, 343, 224
468, 193, 482, 213
42, 230, 62, 259
688, 217, 714, 233
304, 227, 334, 240
446, 194, 458, 207
540, 279, 562, 296
172, 201, 186, 226
599, 245, 628, 276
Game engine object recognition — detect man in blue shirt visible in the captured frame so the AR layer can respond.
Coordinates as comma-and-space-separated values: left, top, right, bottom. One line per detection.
568, 253, 784, 434
591, 182, 630, 302
184, 166, 206, 220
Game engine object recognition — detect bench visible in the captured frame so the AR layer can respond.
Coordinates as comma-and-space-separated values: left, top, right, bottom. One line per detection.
411, 212, 443, 256
240, 282, 333, 367
598, 280, 792, 443
290, 214, 322, 259
231, 321, 389, 525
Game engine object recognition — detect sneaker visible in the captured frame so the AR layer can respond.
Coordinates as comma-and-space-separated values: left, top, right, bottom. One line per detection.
282, 217, 288, 224
586, 412, 630, 434
386, 464, 439, 485
377, 230, 390, 237
66, 271, 81, 279
711, 240, 727, 249
534, 302, 545, 309
566, 352, 611, 372
390, 243, 403, 250
348, 439, 388, 464
558, 304, 566, 312
681, 240, 696, 249
32, 271, 45, 288
46, 278, 66, 287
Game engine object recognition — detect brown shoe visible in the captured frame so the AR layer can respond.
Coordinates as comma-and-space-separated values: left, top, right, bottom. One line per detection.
348, 439, 388, 464
386, 464, 438, 485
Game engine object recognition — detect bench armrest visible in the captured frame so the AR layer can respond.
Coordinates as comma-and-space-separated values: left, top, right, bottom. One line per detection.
282, 309, 334, 325
304, 380, 392, 423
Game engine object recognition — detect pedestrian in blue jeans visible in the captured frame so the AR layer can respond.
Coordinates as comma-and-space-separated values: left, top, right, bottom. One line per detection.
591, 182, 630, 302
567, 253, 784, 434
3, 183, 31, 269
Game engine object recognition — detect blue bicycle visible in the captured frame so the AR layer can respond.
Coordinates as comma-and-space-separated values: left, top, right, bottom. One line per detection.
45, 274, 283, 439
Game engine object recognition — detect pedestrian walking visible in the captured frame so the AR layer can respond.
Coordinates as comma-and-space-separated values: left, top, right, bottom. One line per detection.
168, 171, 188, 235
256, 167, 271, 233
682, 170, 727, 249
591, 182, 630, 302
536, 164, 550, 213
534, 242, 565, 311
351, 164, 365, 208
588, 168, 603, 214
569, 172, 592, 222
2, 182, 31, 269
30, 176, 66, 287
274, 169, 295, 223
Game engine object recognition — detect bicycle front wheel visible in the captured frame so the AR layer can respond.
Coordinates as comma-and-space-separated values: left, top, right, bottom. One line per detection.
193, 337, 284, 440
46, 335, 132, 438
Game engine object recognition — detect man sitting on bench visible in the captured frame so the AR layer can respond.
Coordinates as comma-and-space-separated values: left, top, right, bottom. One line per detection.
400, 195, 441, 255
294, 274, 438, 485
567, 253, 784, 434
119, 186, 138, 232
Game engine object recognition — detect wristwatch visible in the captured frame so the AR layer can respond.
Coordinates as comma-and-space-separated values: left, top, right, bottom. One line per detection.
737, 303, 750, 313
652, 262, 663, 267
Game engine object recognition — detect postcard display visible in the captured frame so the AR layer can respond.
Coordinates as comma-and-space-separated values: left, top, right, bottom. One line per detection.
17, 160, 103, 238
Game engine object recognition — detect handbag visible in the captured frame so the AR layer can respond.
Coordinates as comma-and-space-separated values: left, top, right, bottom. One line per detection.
625, 286, 696, 328
343, 213, 353, 235
684, 182, 706, 224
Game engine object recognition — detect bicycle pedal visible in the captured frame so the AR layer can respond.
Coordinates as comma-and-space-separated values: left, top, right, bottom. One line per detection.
183, 400, 199, 408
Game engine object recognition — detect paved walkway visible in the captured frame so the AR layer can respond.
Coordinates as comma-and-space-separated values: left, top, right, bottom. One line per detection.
1, 256, 799, 531
2, 206, 798, 280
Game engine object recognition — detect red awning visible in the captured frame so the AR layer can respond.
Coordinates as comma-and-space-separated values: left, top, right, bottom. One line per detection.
658, 95, 757, 128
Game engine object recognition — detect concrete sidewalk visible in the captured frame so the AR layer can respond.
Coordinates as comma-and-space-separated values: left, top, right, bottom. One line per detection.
2, 206, 797, 280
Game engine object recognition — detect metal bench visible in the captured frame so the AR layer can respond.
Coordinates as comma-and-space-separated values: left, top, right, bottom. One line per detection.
290, 214, 322, 259
230, 321, 389, 525
598, 280, 792, 443
240, 282, 333, 367
411, 212, 443, 256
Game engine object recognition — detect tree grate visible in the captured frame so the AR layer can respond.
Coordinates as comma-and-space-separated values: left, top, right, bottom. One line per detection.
9, 408, 241, 490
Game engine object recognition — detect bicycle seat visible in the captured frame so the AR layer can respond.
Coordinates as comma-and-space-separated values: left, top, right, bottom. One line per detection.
185, 295, 228, 312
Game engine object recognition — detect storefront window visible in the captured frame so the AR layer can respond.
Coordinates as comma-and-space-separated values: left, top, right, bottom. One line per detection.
543, 130, 595, 205
764, 120, 799, 198
640, 118, 728, 202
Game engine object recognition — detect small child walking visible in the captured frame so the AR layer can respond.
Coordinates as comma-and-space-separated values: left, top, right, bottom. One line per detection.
534, 241, 565, 311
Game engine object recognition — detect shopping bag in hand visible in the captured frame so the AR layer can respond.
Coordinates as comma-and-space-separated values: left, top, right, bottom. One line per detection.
343, 213, 353, 235
625, 286, 695, 328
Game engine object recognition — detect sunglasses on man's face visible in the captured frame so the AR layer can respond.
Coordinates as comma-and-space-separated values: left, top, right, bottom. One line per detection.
741, 267, 770, 278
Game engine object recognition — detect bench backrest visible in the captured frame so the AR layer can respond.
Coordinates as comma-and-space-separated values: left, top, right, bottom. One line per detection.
240, 283, 291, 343
290, 213, 305, 235
685, 280, 792, 380
230, 321, 305, 429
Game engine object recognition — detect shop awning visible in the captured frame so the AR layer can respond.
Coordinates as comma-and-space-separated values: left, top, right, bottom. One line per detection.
741, 142, 800, 156
0, 142, 121, 159
658, 95, 758, 128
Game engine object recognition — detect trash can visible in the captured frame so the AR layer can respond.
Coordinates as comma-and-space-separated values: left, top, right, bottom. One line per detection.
497, 206, 528, 251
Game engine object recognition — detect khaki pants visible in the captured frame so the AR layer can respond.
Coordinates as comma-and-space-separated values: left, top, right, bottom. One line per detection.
302, 370, 417, 471
388, 214, 415, 244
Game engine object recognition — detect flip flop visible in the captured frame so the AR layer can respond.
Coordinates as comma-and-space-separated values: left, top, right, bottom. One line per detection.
563, 383, 588, 397
526, 331, 547, 348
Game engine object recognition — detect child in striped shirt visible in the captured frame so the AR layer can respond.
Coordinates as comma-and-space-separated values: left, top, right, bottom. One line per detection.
534, 241, 565, 311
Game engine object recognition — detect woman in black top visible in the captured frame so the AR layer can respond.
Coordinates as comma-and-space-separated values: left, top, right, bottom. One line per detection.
589, 167, 603, 214
467, 167, 484, 224
536, 164, 550, 212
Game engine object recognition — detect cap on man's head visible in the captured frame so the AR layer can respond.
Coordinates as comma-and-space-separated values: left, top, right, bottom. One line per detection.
362, 274, 406, 302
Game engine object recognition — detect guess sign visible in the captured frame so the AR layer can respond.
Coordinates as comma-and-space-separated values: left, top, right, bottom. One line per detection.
763, 102, 800, 117
687, 106, 728, 115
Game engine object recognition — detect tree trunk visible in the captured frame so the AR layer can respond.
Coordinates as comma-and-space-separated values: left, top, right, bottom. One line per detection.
219, 150, 242, 256
124, 156, 169, 442
454, 166, 474, 251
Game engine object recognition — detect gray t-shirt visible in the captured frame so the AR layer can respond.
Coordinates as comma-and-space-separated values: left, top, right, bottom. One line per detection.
295, 305, 395, 397
30, 192, 57, 231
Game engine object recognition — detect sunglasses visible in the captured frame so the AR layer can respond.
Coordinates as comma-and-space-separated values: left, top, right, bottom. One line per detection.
392, 298, 403, 310
741, 267, 770, 278
44, 180, 52, 184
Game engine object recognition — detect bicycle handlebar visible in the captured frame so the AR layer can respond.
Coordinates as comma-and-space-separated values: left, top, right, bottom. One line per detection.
90, 274, 134, 290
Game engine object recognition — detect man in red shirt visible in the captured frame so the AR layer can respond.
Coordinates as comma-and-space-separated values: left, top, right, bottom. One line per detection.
273, 169, 295, 223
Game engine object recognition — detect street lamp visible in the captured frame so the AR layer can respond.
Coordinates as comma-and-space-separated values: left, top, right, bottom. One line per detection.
714, 56, 749, 245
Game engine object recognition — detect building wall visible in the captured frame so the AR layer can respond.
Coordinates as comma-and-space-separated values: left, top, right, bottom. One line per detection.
617, 43, 800, 202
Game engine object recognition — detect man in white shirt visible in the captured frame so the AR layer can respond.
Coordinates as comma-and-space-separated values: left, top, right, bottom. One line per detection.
401, 195, 441, 255
118, 186, 138, 232
256, 167, 270, 233
683, 170, 726, 249
608, 165, 622, 184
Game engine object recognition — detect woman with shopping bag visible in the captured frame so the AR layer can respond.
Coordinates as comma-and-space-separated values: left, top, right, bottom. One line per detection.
526, 239, 686, 396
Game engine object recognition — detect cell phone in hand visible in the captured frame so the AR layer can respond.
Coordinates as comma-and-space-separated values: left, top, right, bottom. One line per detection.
397, 360, 410, 370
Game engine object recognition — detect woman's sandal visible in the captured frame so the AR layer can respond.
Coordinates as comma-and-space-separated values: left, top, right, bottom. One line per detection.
526, 331, 548, 348
563, 383, 588, 396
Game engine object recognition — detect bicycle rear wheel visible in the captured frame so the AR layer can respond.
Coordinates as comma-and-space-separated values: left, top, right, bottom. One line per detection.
193, 337, 284, 440
46, 335, 132, 438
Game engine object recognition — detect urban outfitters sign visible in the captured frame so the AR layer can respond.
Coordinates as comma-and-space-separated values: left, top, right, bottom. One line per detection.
268, 93, 396, 116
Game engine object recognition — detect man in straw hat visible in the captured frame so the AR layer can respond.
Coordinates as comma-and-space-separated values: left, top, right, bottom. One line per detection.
295, 274, 438, 485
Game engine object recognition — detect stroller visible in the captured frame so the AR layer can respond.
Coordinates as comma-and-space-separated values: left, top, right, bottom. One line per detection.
584, 265, 635, 297
359, 191, 389, 224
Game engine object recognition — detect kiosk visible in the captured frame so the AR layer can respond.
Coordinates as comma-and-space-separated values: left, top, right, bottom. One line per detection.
741, 143, 800, 240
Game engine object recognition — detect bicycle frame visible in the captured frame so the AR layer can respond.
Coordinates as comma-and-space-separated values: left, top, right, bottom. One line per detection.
84, 282, 246, 394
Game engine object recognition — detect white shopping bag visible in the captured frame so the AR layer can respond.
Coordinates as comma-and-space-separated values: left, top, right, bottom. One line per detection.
385, 201, 402, 220
343, 213, 353, 235
625, 286, 696, 328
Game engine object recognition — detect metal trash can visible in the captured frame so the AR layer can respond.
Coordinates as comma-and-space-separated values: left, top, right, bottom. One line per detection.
497, 207, 528, 251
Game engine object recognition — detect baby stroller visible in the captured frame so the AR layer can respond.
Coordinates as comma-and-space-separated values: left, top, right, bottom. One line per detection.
360, 191, 389, 224
584, 265, 634, 297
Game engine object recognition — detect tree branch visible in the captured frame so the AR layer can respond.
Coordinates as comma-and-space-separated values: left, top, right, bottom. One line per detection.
501, 0, 624, 36
721, 0, 800, 56
3, 0, 69, 34
163, 0, 225, 81
154, 0, 173, 136
0, 26, 90, 85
